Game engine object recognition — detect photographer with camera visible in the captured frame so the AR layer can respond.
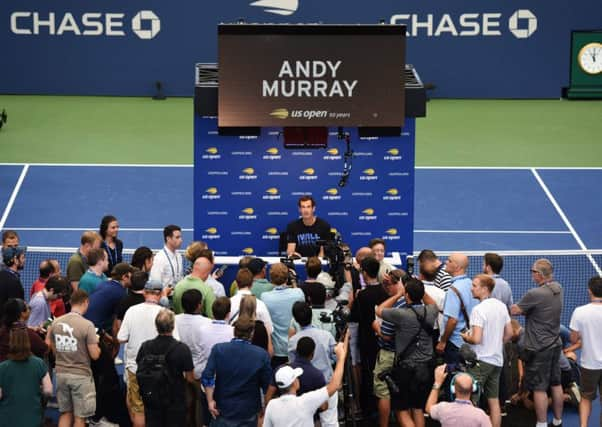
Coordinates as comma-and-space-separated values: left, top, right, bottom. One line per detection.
376, 278, 438, 427
372, 269, 407, 427
290, 267, 336, 338
351, 256, 388, 417
286, 196, 332, 258
460, 274, 513, 427
426, 364, 492, 427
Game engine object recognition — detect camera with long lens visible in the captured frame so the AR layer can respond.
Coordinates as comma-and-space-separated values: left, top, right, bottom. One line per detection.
279, 256, 299, 287
319, 301, 351, 339
317, 231, 353, 292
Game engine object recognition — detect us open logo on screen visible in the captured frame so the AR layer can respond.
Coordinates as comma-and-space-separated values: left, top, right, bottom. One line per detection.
249, 0, 298, 16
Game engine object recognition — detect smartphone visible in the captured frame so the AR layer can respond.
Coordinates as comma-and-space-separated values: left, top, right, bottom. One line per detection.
218, 264, 228, 273
460, 327, 469, 334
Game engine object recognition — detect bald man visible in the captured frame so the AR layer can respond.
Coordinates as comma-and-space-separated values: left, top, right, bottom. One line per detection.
172, 257, 216, 317
426, 365, 491, 426
437, 253, 478, 364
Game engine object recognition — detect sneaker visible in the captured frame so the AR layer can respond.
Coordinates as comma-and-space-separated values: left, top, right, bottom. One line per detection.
568, 382, 581, 406
114, 356, 123, 365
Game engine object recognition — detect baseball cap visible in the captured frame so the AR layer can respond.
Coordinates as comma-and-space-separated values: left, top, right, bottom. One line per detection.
2, 246, 26, 264
144, 279, 163, 291
275, 365, 304, 389
247, 257, 267, 275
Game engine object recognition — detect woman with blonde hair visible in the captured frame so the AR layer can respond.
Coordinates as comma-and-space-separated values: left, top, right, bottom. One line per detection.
239, 295, 273, 356
0, 327, 53, 426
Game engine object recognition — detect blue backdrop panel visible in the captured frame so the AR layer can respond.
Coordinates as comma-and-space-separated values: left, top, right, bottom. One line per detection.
194, 117, 415, 257
537, 169, 602, 249
2, 1, 601, 97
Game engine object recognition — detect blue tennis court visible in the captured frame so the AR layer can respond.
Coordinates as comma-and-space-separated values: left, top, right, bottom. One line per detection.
1, 164, 600, 254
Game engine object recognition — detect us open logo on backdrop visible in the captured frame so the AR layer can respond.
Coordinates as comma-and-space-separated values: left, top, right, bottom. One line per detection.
263, 228, 280, 240
10, 9, 161, 39
202, 227, 221, 240
249, 0, 299, 16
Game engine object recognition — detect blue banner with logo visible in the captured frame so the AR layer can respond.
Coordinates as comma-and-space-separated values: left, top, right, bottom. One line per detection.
2, 0, 601, 98
193, 116, 415, 257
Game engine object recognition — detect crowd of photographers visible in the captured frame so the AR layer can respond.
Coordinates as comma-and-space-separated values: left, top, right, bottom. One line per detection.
0, 224, 601, 427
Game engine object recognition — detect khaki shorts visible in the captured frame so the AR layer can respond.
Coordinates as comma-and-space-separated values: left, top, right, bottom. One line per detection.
56, 373, 96, 418
373, 349, 396, 399
127, 369, 145, 413
468, 360, 502, 400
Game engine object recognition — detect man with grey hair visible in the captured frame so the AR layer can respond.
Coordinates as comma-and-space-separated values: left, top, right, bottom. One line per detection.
136, 309, 194, 427
511, 258, 564, 427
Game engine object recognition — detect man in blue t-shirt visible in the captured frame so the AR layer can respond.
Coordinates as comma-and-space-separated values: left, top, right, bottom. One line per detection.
436, 253, 478, 364
85, 263, 133, 332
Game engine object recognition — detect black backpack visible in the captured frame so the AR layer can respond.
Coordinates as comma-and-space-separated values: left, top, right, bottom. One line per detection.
136, 340, 179, 408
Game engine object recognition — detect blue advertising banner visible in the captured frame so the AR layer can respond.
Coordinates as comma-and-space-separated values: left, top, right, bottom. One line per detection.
2, 0, 601, 98
193, 116, 415, 257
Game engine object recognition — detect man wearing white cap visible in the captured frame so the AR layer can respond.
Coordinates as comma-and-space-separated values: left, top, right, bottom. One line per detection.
263, 331, 349, 427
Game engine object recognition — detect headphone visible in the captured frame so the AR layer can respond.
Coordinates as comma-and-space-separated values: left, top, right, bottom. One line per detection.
450, 372, 478, 397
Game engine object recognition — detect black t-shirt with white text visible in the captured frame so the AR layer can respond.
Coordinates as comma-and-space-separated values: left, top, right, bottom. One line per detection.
286, 217, 331, 257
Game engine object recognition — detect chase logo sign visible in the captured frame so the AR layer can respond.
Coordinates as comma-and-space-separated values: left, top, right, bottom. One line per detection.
202, 187, 220, 200
10, 10, 161, 40
390, 9, 537, 39
508, 10, 537, 39
249, 0, 298, 16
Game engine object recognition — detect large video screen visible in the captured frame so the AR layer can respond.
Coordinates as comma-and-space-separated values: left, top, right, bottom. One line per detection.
218, 24, 406, 127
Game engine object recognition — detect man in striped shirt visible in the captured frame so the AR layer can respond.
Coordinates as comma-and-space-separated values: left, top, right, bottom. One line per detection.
417, 250, 452, 291
373, 270, 407, 427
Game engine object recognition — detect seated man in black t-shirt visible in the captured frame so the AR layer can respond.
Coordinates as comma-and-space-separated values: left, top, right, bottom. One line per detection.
286, 195, 332, 258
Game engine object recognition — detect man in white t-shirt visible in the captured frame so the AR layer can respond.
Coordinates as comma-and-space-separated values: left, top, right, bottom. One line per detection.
117, 279, 178, 427
263, 332, 348, 427
150, 224, 183, 288
460, 274, 512, 427
229, 268, 273, 333
569, 276, 602, 427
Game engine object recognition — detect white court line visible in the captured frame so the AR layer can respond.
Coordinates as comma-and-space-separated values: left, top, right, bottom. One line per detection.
10, 227, 570, 235
9, 227, 193, 232
415, 230, 571, 234
531, 168, 602, 276
0, 165, 29, 231
0, 163, 602, 170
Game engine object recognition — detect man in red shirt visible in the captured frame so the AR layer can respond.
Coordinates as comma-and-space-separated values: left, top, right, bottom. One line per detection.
30, 259, 64, 316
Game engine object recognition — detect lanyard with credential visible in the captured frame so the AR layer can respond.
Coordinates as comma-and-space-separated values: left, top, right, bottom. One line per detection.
163, 249, 179, 282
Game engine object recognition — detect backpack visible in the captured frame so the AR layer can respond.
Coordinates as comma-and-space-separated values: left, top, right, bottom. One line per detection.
136, 340, 179, 408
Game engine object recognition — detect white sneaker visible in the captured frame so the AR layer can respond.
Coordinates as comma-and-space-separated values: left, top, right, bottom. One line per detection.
114, 356, 123, 365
